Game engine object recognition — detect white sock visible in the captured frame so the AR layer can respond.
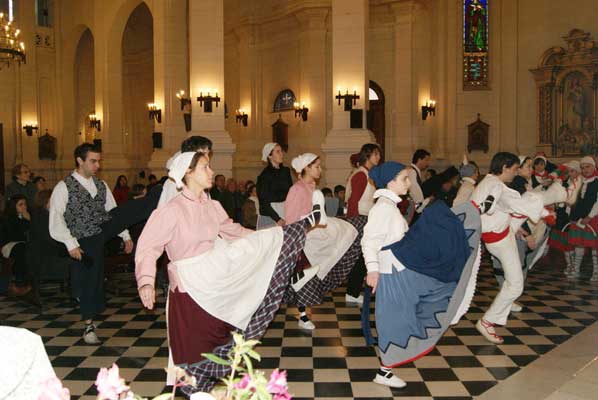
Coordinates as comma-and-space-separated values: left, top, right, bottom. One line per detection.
592, 250, 598, 272
565, 251, 573, 269
574, 247, 585, 273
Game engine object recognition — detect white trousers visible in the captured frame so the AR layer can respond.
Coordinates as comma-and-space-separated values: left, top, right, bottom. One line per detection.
483, 231, 524, 325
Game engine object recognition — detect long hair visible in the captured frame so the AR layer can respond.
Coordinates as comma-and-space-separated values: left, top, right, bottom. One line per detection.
6, 194, 27, 218
358, 144, 381, 167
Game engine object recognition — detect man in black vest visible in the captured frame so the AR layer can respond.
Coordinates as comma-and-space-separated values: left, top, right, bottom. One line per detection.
49, 143, 133, 344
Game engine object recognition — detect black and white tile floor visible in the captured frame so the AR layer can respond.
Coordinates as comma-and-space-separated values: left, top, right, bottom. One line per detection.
1, 253, 597, 399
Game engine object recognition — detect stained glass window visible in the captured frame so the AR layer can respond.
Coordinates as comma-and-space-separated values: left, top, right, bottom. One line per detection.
273, 89, 296, 112
463, 0, 489, 90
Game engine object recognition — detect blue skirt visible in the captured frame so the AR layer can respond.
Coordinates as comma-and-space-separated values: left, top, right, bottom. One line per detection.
376, 267, 456, 367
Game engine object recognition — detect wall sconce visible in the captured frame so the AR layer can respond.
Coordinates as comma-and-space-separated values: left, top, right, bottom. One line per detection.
421, 100, 436, 120
235, 109, 248, 127
176, 90, 191, 110
148, 103, 162, 123
22, 122, 38, 136
294, 102, 309, 121
335, 88, 360, 111
197, 88, 220, 113
89, 114, 101, 131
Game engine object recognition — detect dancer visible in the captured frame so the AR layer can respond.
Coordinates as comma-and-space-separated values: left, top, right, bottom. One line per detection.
549, 161, 581, 273
563, 156, 598, 280
49, 143, 133, 344
471, 152, 557, 344
256, 143, 293, 228
344, 143, 381, 304
361, 162, 481, 388
407, 149, 432, 214
135, 151, 324, 394
284, 153, 366, 329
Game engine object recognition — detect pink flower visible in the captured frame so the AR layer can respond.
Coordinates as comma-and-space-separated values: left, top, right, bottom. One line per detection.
266, 369, 289, 395
38, 376, 70, 400
274, 393, 292, 400
94, 364, 130, 400
235, 375, 252, 390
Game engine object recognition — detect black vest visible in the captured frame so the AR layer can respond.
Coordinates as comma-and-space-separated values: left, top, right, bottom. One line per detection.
64, 175, 111, 239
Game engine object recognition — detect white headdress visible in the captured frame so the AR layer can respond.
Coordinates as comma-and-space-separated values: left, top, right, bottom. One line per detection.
291, 153, 318, 174
168, 152, 197, 189
261, 143, 278, 162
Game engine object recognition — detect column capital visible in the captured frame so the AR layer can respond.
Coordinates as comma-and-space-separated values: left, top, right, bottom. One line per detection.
294, 7, 329, 31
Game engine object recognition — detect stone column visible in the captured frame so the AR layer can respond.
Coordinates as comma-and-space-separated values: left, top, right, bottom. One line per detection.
148, 0, 188, 174
189, 0, 235, 178
322, 0, 375, 187
391, 0, 416, 163
296, 8, 329, 163
232, 23, 261, 179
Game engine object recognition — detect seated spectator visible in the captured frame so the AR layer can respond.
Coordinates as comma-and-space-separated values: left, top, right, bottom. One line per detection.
33, 176, 46, 192
334, 185, 346, 216
424, 168, 437, 182
147, 174, 158, 191
220, 178, 241, 221
113, 175, 130, 205
242, 183, 259, 229
6, 164, 37, 205
1, 194, 32, 295
129, 183, 147, 200
210, 174, 226, 201
321, 187, 333, 198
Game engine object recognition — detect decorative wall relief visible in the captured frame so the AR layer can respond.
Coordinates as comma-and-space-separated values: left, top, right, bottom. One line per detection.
530, 29, 598, 156
271, 115, 288, 153
38, 130, 57, 160
467, 114, 489, 153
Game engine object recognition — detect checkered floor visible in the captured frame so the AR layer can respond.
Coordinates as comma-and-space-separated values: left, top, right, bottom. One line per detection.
1, 251, 597, 400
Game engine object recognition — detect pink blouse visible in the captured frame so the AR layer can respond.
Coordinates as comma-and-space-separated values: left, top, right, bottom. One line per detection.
135, 187, 252, 292
284, 179, 315, 224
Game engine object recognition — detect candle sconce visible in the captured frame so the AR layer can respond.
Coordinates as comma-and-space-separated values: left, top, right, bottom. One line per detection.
421, 100, 436, 121
197, 88, 220, 113
148, 103, 162, 123
89, 114, 101, 131
235, 109, 248, 127
23, 122, 38, 136
335, 88, 360, 111
294, 102, 309, 121
176, 90, 191, 110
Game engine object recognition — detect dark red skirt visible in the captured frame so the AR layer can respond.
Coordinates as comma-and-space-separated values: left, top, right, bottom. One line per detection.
168, 288, 234, 365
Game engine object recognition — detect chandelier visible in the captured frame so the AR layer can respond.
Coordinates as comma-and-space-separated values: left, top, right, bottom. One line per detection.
0, 11, 25, 69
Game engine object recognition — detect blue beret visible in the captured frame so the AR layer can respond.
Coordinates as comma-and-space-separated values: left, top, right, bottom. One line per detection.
369, 162, 406, 189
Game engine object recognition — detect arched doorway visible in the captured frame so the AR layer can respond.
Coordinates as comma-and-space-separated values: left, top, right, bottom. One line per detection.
368, 80, 385, 160
74, 29, 95, 144
122, 2, 154, 165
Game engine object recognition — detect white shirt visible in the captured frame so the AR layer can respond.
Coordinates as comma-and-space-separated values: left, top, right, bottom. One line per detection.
453, 177, 476, 207
49, 171, 131, 251
407, 164, 424, 204
361, 189, 409, 274
471, 174, 545, 234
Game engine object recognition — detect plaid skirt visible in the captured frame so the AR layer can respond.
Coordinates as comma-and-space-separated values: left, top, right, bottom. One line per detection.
284, 216, 367, 307
181, 221, 309, 396
567, 217, 598, 249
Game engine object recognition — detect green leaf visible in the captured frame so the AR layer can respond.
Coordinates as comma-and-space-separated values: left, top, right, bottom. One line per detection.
244, 339, 260, 348
242, 354, 254, 375
202, 353, 232, 366
247, 350, 261, 362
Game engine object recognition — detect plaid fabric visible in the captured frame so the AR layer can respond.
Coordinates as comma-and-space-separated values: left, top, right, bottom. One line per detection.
284, 216, 367, 307
182, 220, 308, 395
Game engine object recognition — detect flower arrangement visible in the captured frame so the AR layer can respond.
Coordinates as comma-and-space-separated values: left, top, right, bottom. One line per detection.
38, 332, 290, 400
200, 332, 292, 400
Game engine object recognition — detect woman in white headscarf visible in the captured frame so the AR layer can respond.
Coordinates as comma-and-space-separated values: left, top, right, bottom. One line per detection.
255, 143, 293, 227
135, 151, 324, 396
283, 153, 367, 330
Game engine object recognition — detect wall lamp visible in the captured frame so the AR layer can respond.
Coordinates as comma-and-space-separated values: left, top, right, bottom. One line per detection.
421, 100, 436, 120
89, 114, 101, 131
197, 88, 220, 113
176, 90, 191, 110
294, 102, 309, 121
148, 103, 162, 123
23, 122, 38, 136
235, 109, 248, 127
335, 88, 360, 111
